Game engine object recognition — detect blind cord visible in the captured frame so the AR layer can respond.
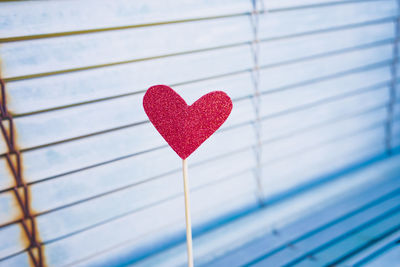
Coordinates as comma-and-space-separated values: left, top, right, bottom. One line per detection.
0, 77, 45, 267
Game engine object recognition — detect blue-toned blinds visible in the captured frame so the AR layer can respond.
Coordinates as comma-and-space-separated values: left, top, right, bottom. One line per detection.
0, 0, 399, 266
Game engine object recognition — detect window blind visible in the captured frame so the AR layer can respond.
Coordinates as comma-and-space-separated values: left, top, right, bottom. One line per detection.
0, 0, 399, 266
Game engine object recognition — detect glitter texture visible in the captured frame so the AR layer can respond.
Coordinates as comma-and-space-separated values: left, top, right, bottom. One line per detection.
143, 85, 233, 159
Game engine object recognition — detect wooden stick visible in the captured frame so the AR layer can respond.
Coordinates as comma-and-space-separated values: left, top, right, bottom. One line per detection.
182, 159, 194, 267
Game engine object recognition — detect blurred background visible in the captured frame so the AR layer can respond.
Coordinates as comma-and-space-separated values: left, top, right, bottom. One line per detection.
0, 0, 400, 266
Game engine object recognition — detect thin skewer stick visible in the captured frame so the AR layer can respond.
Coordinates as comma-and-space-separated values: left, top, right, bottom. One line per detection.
182, 159, 194, 267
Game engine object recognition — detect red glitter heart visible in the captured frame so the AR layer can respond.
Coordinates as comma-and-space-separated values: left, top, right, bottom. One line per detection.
143, 85, 233, 159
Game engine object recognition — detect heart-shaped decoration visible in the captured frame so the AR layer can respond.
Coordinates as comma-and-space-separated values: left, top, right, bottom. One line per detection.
143, 85, 233, 159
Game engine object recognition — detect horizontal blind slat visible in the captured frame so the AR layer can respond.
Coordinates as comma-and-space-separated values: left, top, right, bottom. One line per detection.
31, 148, 256, 220
259, 43, 393, 90
3, 0, 394, 115
5, 44, 253, 116
21, 122, 256, 185
28, 107, 388, 216
260, 86, 390, 141
2, 43, 392, 156
261, 127, 387, 198
340, 229, 400, 265
0, 192, 21, 227
41, 170, 257, 266
264, 0, 355, 10
261, 108, 387, 163
1, 16, 253, 79
4, 0, 387, 40
290, 195, 400, 266
0, 251, 30, 266
253, 193, 400, 266
6, 127, 383, 264
258, 22, 394, 67
0, 158, 14, 192
10, 84, 254, 152
0, 222, 25, 259
305, 209, 400, 265
12, 86, 390, 188
260, 65, 391, 115
0, 106, 382, 229
259, 0, 397, 40
133, 155, 400, 267
26, 109, 388, 230
0, 0, 253, 39
8, 68, 254, 117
